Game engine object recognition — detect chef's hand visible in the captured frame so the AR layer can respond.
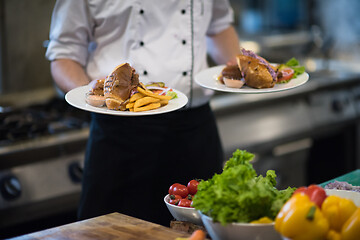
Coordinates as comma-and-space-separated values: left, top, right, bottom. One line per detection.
51, 59, 91, 93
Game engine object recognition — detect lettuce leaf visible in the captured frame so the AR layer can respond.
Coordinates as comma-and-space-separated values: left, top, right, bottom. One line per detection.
277, 57, 305, 80
192, 149, 295, 225
285, 57, 300, 67
284, 57, 305, 78
166, 91, 178, 99
291, 65, 306, 78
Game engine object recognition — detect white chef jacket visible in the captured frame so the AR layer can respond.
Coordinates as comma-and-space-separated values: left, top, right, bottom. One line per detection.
46, 0, 234, 107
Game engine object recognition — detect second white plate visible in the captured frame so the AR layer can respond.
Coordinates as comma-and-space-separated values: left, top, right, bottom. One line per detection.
195, 65, 309, 94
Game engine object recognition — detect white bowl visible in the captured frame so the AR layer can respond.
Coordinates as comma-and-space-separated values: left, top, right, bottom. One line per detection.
325, 189, 360, 206
164, 194, 202, 225
200, 213, 281, 240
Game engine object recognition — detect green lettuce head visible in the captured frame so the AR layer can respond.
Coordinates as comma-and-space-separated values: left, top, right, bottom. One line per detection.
192, 149, 295, 225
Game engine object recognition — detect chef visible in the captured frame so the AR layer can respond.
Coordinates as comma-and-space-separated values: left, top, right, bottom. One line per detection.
46, 0, 241, 226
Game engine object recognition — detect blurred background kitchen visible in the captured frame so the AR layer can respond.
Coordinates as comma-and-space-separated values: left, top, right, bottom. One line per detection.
1, 0, 360, 238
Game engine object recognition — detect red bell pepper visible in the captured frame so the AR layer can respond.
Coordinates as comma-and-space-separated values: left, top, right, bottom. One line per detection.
293, 184, 327, 208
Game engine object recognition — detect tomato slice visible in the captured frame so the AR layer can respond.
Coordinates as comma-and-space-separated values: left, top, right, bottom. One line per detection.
150, 89, 163, 95
277, 68, 294, 82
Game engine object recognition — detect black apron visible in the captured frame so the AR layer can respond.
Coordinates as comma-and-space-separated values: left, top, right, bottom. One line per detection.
78, 103, 223, 226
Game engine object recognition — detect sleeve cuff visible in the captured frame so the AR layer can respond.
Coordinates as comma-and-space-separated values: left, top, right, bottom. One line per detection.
45, 40, 88, 67
206, 1, 234, 36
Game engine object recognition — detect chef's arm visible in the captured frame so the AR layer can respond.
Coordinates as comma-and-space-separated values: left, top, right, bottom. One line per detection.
207, 25, 241, 65
50, 59, 90, 93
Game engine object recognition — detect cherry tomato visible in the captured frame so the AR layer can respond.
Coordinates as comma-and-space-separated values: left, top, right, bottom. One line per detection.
169, 194, 182, 205
178, 198, 192, 208
168, 183, 181, 195
277, 68, 294, 82
172, 184, 189, 198
187, 180, 199, 195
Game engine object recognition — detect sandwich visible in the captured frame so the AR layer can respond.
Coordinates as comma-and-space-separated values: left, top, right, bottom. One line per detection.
104, 63, 140, 110
236, 48, 277, 89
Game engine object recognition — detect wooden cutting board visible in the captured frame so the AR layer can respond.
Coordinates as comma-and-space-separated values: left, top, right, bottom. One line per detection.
11, 212, 191, 240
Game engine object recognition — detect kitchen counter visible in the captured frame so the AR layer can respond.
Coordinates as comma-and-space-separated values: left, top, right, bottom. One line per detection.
9, 212, 191, 240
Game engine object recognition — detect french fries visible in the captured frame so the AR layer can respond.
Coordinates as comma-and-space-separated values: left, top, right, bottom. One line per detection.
134, 102, 161, 112
125, 102, 135, 109
159, 99, 169, 106
134, 96, 159, 109
137, 86, 172, 101
125, 84, 172, 112
129, 92, 145, 102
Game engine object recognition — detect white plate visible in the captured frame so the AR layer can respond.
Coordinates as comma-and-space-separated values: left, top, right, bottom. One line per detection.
195, 65, 309, 94
65, 85, 188, 116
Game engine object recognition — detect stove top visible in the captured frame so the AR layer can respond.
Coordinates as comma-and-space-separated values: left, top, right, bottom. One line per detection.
0, 97, 90, 234
0, 98, 90, 146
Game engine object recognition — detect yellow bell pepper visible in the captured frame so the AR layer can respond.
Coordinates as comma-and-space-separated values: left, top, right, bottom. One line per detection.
322, 195, 357, 232
250, 216, 273, 224
341, 207, 360, 240
326, 229, 341, 240
275, 193, 329, 240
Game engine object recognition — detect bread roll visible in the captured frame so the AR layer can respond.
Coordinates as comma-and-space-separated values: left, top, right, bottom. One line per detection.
104, 63, 139, 110
236, 55, 276, 89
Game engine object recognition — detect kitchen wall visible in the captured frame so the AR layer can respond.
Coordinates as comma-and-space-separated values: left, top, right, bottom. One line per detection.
229, 0, 360, 63
228, 0, 312, 62
0, 0, 55, 96
315, 0, 360, 62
